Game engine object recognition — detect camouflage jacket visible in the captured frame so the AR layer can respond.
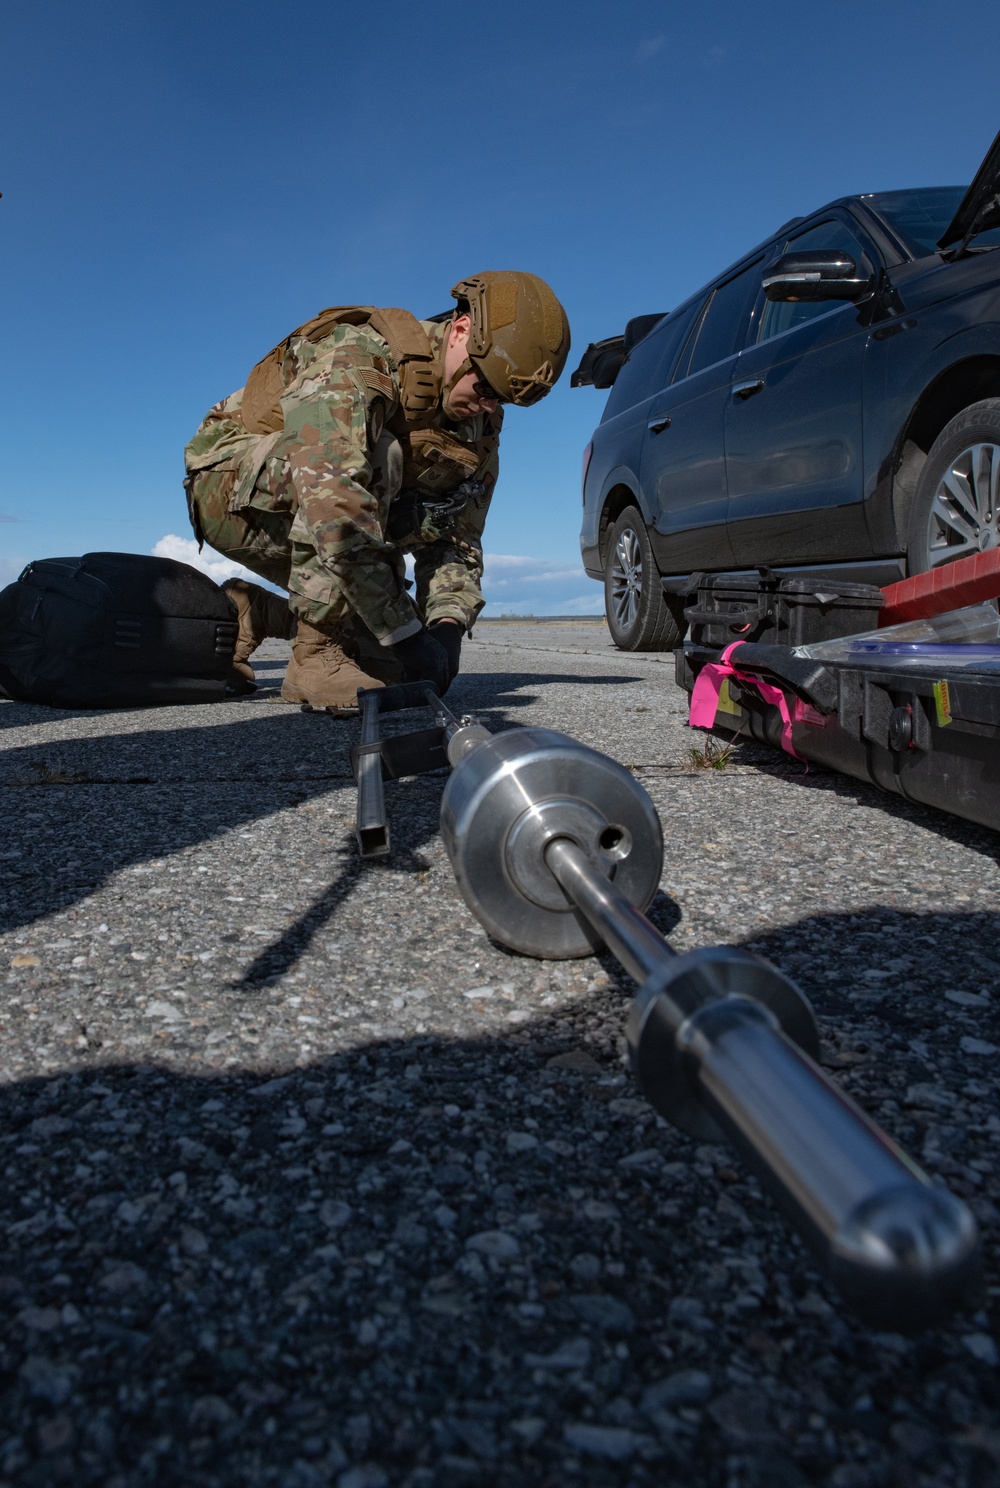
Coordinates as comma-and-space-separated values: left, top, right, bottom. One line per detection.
184, 318, 500, 644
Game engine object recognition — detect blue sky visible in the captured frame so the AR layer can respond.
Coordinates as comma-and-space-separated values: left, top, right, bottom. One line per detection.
2, 0, 999, 613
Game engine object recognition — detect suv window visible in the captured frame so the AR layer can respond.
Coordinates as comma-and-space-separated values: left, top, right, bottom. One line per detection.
677, 259, 763, 380
758, 219, 873, 343
602, 300, 700, 418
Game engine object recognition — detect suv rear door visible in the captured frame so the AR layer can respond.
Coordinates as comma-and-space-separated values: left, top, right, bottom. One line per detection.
724, 214, 879, 565
639, 260, 763, 573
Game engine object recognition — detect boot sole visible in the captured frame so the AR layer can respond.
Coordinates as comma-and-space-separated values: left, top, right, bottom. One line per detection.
280, 685, 359, 714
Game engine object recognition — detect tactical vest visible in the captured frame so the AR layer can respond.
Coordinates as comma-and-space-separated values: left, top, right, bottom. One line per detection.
239, 304, 501, 498
240, 306, 442, 436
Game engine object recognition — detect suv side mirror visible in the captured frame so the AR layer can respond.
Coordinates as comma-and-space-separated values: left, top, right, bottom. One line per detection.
763, 250, 873, 303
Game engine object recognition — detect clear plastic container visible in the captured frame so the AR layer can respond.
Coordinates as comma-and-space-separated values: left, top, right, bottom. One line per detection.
794, 602, 1000, 662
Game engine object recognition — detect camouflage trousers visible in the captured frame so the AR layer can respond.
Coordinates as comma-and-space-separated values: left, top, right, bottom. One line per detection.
184, 433, 405, 640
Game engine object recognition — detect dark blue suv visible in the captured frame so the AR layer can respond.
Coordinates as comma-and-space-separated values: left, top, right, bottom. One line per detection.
575, 129, 1000, 649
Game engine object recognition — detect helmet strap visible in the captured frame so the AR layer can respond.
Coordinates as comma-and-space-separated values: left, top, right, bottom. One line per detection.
440, 354, 473, 422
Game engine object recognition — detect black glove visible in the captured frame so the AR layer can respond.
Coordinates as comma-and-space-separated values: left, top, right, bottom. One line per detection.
427, 620, 462, 684
392, 629, 451, 695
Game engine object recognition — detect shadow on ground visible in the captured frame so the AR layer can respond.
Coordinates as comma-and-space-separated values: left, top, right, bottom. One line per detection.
0, 907, 997, 1488
0, 671, 643, 936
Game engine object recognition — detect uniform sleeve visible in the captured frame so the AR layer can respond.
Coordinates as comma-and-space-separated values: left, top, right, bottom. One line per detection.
275, 339, 423, 645
413, 440, 499, 629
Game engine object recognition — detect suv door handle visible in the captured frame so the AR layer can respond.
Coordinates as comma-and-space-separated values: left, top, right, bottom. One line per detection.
732, 378, 764, 401
647, 414, 672, 433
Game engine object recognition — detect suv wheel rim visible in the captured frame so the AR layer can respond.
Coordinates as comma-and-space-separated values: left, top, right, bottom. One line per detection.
611, 527, 642, 629
927, 441, 1000, 567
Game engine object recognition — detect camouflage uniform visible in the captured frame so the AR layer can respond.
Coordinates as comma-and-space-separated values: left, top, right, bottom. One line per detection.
184, 319, 499, 647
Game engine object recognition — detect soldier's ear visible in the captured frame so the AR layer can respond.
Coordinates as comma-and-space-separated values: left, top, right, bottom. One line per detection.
448, 314, 472, 349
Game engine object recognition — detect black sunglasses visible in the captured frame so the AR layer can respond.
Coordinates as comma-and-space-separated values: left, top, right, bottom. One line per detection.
470, 371, 507, 404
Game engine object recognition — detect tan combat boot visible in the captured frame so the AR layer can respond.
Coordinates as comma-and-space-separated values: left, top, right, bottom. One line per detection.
222, 579, 296, 694
280, 620, 385, 712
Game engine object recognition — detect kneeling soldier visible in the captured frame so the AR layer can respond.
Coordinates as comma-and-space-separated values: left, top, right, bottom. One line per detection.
184, 272, 570, 710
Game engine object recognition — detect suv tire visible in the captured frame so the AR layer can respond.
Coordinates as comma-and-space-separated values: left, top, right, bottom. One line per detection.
907, 399, 1000, 573
604, 507, 684, 651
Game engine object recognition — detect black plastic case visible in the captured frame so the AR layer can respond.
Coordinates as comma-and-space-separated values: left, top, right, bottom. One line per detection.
684, 573, 885, 651
677, 644, 1000, 834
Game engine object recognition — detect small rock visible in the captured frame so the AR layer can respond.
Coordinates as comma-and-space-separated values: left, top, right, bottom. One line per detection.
617, 1148, 662, 1170
563, 1422, 640, 1461
146, 1000, 183, 1021
581, 1199, 617, 1221
569, 1252, 601, 1282
338, 1467, 389, 1488
180, 1226, 209, 1257
641, 1370, 713, 1414
506, 1132, 538, 1154
452, 1415, 498, 1458
668, 1296, 705, 1324
434, 1206, 457, 1230
36, 1413, 75, 1454
433, 1162, 470, 1191
190, 1394, 237, 1427
570, 1293, 635, 1334
708, 1388, 773, 1440
29, 1116, 72, 1138
99, 1261, 148, 1295
465, 1230, 519, 1261
319, 1200, 352, 1230
963, 1333, 999, 1367
510, 1416, 546, 1444
10, 953, 39, 968
17, 1307, 62, 1332
524, 1337, 590, 1371
904, 1084, 952, 1110
462, 985, 494, 999
546, 1051, 602, 1073
796, 1290, 834, 1318
392, 1217, 427, 1247
248, 1075, 293, 1100
960, 1037, 998, 1056
21, 1356, 74, 1405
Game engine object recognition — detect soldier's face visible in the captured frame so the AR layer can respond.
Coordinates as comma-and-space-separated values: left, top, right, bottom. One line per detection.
444, 316, 501, 418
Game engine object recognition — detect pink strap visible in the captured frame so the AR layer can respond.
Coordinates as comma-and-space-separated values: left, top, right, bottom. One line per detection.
689, 642, 806, 763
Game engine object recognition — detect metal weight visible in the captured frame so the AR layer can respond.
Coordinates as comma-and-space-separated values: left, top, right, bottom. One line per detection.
438, 728, 663, 958
352, 692, 979, 1325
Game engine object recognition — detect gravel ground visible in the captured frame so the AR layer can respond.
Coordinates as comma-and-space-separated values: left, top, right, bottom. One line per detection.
0, 620, 998, 1487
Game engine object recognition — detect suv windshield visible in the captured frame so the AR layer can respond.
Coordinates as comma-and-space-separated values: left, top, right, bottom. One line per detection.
864, 185, 1000, 256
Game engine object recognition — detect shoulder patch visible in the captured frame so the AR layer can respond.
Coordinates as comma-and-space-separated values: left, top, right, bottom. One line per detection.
358, 366, 396, 399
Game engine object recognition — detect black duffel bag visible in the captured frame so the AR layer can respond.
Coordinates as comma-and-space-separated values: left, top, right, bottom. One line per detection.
0, 552, 238, 707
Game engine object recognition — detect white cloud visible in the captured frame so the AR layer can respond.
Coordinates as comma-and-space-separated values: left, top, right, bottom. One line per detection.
480, 552, 602, 616
151, 535, 285, 594
637, 33, 667, 60
146, 538, 602, 617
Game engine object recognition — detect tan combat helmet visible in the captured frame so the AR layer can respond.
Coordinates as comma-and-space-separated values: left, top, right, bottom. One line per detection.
450, 271, 571, 406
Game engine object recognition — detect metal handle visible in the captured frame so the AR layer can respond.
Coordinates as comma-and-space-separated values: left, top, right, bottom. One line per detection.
732, 378, 764, 401
647, 413, 672, 433
355, 691, 389, 857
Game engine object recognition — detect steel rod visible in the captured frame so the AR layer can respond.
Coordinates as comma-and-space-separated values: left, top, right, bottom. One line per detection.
355, 691, 389, 857
543, 836, 674, 983
544, 836, 977, 1320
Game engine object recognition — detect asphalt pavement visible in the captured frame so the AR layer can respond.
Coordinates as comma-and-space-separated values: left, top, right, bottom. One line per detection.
1, 620, 998, 1487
